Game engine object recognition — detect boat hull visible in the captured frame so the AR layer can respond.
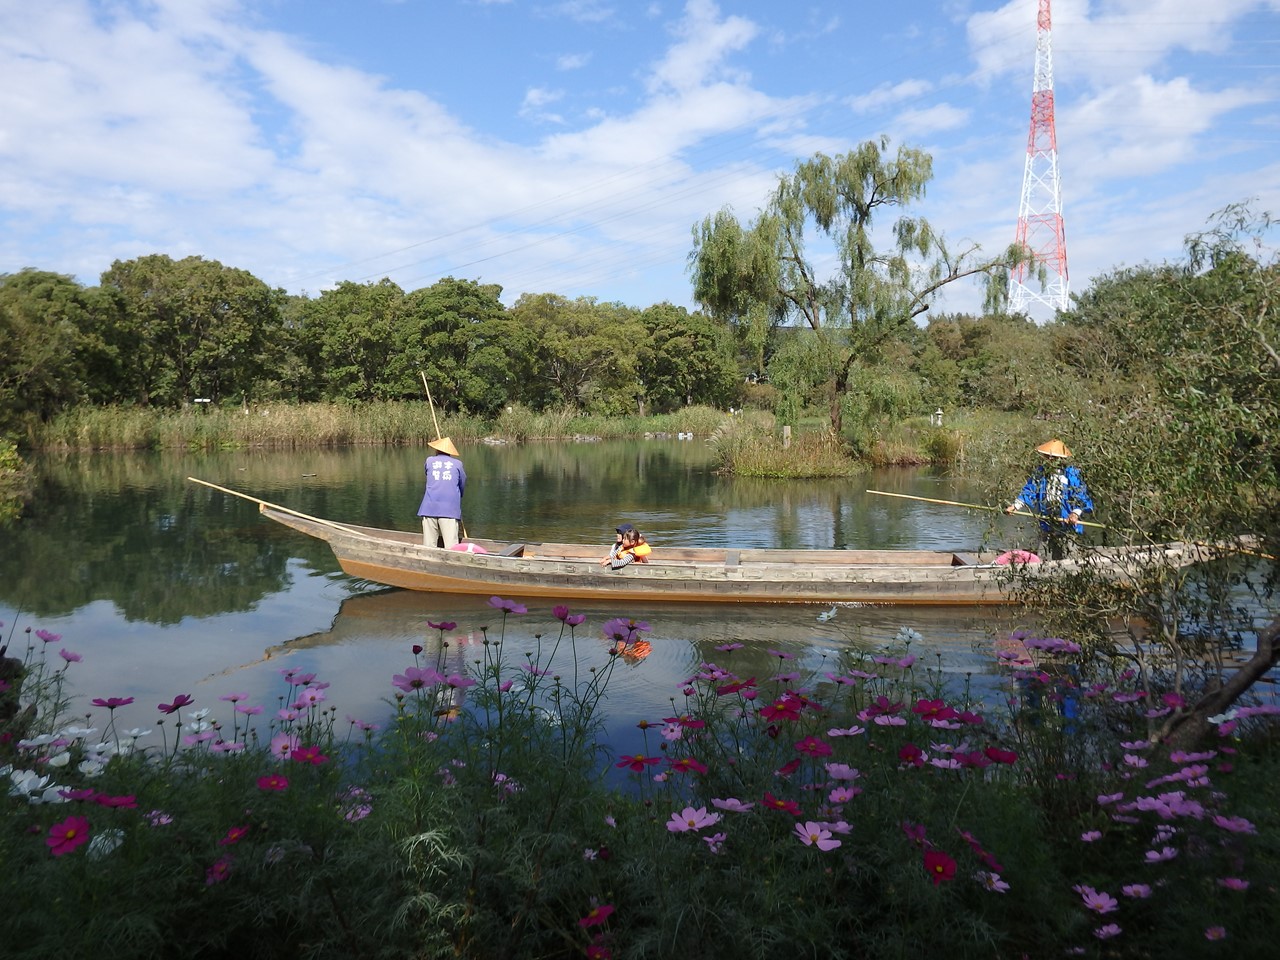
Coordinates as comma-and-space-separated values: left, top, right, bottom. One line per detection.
262, 507, 1024, 605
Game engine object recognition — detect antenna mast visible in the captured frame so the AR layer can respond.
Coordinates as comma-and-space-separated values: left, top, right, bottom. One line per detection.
1010, 0, 1069, 314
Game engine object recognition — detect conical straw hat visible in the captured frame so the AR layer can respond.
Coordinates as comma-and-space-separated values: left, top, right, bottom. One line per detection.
428, 437, 460, 457
1035, 439, 1072, 458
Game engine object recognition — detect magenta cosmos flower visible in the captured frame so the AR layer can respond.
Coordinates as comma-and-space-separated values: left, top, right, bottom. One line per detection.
578, 903, 615, 928
923, 849, 957, 885
46, 815, 91, 856
91, 696, 135, 709
257, 774, 289, 792
158, 693, 195, 714
615, 754, 661, 773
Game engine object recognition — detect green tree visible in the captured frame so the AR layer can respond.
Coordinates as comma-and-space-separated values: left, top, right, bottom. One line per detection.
294, 279, 406, 401
0, 270, 103, 433
689, 137, 1031, 435
98, 255, 282, 406
502, 294, 647, 414
636, 303, 738, 413
1019, 203, 1279, 748
396, 278, 511, 416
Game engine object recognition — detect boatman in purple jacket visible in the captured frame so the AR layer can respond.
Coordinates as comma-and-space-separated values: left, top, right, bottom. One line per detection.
418, 437, 466, 549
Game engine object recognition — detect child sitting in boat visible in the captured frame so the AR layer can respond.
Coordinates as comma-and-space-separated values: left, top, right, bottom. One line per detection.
600, 523, 651, 569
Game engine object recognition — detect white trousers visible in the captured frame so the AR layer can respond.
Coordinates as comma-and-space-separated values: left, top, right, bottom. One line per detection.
422, 516, 461, 549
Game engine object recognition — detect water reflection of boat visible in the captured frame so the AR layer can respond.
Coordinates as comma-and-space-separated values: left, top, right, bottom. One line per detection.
192, 480, 1205, 607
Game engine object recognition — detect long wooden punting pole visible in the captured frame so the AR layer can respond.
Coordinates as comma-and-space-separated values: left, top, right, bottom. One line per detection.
188, 477, 371, 538
420, 371, 443, 438
865, 489, 1108, 529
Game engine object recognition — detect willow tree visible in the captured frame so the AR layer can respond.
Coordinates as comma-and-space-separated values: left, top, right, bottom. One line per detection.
689, 136, 1031, 434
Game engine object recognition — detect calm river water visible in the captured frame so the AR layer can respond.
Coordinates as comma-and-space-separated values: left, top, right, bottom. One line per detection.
1, 440, 1030, 756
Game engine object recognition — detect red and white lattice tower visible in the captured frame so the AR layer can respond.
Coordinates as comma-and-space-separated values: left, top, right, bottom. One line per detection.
1010, 0, 1069, 313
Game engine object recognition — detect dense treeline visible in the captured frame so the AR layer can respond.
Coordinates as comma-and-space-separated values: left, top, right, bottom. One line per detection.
0, 259, 745, 436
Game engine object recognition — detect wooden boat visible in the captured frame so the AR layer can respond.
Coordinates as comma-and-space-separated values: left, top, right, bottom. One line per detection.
190, 478, 1210, 607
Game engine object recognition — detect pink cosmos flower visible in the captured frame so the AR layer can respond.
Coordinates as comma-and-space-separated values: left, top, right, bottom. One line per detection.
578, 903, 615, 928
445, 674, 476, 689
58, 649, 82, 664
426, 620, 456, 631
1080, 830, 1102, 842
977, 871, 1011, 893
270, 735, 298, 761
487, 596, 527, 614
1144, 846, 1178, 863
1122, 884, 1152, 898
258, 774, 289, 791
1206, 927, 1227, 941
703, 832, 726, 854
827, 725, 866, 737
392, 666, 444, 692
206, 854, 233, 885
829, 786, 860, 803
1211, 814, 1256, 834
35, 629, 61, 643
219, 692, 248, 703
667, 806, 722, 833
1218, 877, 1249, 891
824, 762, 860, 781
715, 642, 744, 652
711, 797, 754, 813
1094, 924, 1122, 940
219, 825, 250, 846
795, 821, 841, 850
1077, 885, 1118, 914
902, 821, 927, 845
46, 816, 91, 856
235, 703, 264, 715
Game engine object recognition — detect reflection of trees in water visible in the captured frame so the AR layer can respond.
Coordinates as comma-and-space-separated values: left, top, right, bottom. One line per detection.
3, 460, 299, 622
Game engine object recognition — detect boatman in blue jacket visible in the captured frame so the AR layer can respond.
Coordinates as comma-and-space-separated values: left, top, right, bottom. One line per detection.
418, 436, 466, 549
1004, 439, 1094, 559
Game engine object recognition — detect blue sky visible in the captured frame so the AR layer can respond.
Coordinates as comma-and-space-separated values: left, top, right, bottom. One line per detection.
2, 0, 1278, 320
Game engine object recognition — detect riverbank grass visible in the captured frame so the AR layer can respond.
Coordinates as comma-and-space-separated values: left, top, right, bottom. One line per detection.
3, 604, 1277, 959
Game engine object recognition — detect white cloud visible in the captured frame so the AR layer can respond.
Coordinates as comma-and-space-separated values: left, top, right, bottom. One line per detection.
850, 79, 935, 115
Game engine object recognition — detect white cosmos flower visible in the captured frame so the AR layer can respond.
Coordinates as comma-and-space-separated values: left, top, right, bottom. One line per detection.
17, 734, 57, 749
36, 785, 68, 805
185, 708, 211, 722
78, 760, 106, 778
46, 752, 72, 768
121, 728, 153, 739
9, 769, 52, 798
87, 828, 125, 860
60, 726, 98, 740
1207, 709, 1239, 725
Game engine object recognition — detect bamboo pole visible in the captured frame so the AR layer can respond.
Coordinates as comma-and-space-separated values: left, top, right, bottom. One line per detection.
864, 489, 1109, 529
187, 477, 372, 538
420, 371, 442, 438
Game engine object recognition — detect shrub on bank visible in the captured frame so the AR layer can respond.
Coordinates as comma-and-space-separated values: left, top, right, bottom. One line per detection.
4, 607, 1275, 959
